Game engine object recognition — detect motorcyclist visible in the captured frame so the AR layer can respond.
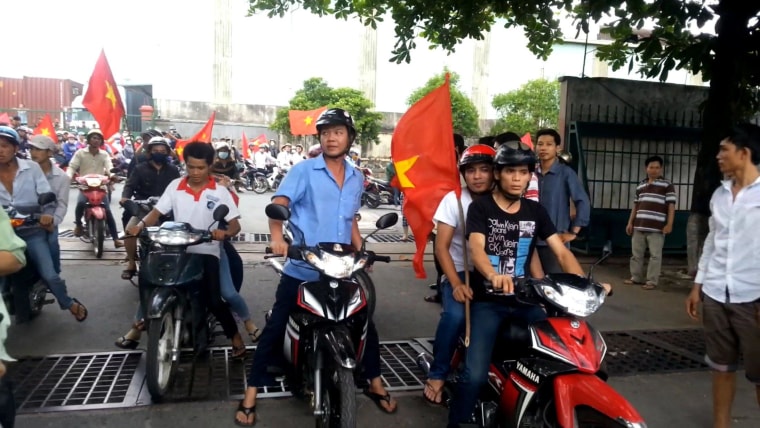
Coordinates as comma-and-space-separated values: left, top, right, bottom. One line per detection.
423, 144, 496, 405
0, 126, 87, 322
275, 143, 293, 172
66, 129, 123, 248
291, 144, 305, 165
62, 134, 79, 166
447, 141, 586, 427
15, 126, 30, 158
28, 135, 70, 275
212, 141, 243, 193
235, 108, 397, 426
127, 141, 246, 357
253, 143, 275, 174
118, 136, 180, 281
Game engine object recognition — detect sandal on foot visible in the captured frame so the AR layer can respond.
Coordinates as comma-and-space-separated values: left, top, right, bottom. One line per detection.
642, 282, 657, 290
70, 299, 88, 322
232, 345, 247, 360
121, 269, 137, 280
234, 400, 256, 427
248, 328, 262, 343
623, 279, 644, 285
363, 389, 398, 414
424, 294, 441, 304
115, 336, 139, 350
423, 380, 444, 405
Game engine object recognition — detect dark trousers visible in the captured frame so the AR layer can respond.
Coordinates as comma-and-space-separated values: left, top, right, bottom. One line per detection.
198, 255, 238, 340
75, 193, 120, 240
537, 245, 563, 274
247, 274, 382, 387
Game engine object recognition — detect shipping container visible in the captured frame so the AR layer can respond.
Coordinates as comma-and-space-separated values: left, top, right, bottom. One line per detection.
0, 76, 83, 126
123, 84, 153, 132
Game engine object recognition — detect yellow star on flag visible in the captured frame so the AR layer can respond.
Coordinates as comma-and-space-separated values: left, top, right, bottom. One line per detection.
304, 116, 314, 125
105, 81, 117, 109
394, 156, 418, 188
41, 128, 51, 136
201, 133, 207, 140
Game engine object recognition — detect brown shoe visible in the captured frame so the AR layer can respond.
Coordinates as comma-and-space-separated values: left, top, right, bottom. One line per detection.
114, 240, 125, 248
73, 224, 83, 237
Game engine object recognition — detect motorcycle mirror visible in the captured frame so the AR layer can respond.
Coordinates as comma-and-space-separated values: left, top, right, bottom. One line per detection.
212, 205, 229, 222
123, 200, 140, 217
375, 213, 398, 230
265, 203, 290, 221
558, 150, 573, 165
37, 192, 56, 206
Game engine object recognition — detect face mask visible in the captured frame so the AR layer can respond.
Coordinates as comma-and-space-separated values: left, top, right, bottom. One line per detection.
218, 152, 230, 160
151, 153, 169, 164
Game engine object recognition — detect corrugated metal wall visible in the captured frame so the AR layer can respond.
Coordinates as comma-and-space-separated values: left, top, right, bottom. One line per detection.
123, 85, 153, 132
0, 76, 84, 125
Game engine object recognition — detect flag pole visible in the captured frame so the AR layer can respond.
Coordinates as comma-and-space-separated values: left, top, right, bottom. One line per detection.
456, 196, 471, 347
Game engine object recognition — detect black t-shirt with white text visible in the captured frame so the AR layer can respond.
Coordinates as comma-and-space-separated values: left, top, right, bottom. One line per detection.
466, 196, 556, 301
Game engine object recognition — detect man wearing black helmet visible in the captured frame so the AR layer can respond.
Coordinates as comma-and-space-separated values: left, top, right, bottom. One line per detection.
448, 140, 587, 427
235, 108, 397, 426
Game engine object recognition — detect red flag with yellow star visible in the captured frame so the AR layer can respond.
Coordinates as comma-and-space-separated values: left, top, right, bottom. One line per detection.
33, 114, 58, 143
391, 74, 460, 278
82, 50, 125, 138
288, 106, 328, 135
175, 111, 216, 160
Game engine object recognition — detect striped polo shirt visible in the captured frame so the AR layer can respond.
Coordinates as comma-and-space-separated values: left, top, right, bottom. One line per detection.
633, 177, 677, 233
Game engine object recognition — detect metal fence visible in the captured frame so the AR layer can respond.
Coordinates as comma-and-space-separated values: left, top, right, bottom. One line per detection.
565, 104, 703, 254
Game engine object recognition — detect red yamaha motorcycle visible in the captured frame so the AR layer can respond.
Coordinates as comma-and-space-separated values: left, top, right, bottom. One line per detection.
418, 246, 646, 428
75, 173, 112, 258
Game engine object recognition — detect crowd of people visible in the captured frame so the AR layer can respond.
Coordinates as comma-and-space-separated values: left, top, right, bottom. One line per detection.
1, 110, 760, 427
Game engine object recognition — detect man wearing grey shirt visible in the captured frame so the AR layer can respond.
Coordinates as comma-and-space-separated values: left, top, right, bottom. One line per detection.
29, 135, 70, 274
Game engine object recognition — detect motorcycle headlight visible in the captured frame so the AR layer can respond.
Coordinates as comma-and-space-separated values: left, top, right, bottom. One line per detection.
85, 177, 103, 187
539, 283, 606, 317
148, 228, 203, 246
303, 250, 359, 279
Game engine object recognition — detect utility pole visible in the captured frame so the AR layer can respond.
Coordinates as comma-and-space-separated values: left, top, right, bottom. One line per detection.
472, 31, 492, 128
213, 0, 232, 104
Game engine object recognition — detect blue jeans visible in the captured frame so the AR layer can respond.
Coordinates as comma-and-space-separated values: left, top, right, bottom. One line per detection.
247, 274, 383, 387
448, 301, 547, 425
429, 271, 467, 380
48, 226, 61, 274
24, 230, 74, 310
219, 247, 250, 320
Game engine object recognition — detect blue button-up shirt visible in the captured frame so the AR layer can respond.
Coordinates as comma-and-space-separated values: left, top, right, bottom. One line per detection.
276, 155, 363, 281
536, 160, 591, 246
0, 159, 53, 213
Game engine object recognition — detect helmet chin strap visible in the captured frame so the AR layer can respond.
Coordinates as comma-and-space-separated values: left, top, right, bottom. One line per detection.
496, 183, 522, 201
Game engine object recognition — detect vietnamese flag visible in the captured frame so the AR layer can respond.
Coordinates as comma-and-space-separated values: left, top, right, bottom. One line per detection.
0, 113, 10, 126
521, 132, 534, 150
175, 111, 216, 159
82, 50, 125, 139
33, 114, 58, 143
241, 132, 250, 159
251, 134, 267, 153
288, 106, 328, 135
391, 74, 460, 278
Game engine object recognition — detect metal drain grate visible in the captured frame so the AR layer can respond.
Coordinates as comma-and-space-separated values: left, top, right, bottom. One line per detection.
9, 351, 143, 412
602, 332, 707, 376
637, 329, 706, 358
379, 341, 427, 391
367, 234, 414, 243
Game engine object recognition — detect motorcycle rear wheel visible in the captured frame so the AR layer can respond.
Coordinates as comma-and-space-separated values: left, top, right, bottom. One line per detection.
252, 177, 268, 194
365, 194, 380, 209
316, 365, 356, 428
146, 311, 178, 402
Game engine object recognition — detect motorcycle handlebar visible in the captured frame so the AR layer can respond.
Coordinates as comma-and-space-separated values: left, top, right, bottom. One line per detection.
483, 278, 530, 295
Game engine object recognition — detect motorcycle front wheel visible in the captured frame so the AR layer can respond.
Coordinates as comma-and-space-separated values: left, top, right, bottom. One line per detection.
316, 365, 356, 428
252, 177, 268, 194
365, 193, 381, 209
146, 311, 179, 402
91, 219, 105, 258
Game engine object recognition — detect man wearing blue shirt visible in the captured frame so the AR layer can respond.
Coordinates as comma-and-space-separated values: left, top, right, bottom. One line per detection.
235, 109, 397, 426
534, 128, 591, 273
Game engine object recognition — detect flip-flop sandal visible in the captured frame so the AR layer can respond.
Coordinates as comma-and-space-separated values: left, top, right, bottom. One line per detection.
71, 299, 88, 322
642, 283, 657, 290
422, 381, 444, 405
424, 294, 441, 304
363, 389, 398, 414
623, 279, 644, 285
234, 400, 256, 427
248, 328, 262, 343
115, 336, 139, 350
232, 345, 248, 360
121, 269, 137, 280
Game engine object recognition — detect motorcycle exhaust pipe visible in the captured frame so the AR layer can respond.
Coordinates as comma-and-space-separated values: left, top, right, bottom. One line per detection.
416, 352, 433, 375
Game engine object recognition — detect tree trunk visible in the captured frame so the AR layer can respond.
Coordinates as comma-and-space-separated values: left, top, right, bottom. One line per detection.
687, 0, 755, 275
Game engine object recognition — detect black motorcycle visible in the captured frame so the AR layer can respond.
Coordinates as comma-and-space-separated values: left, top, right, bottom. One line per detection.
2, 193, 58, 323
363, 177, 394, 209
263, 203, 395, 428
124, 200, 229, 402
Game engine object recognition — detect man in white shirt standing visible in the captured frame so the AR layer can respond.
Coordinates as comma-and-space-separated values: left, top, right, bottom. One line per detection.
686, 123, 760, 428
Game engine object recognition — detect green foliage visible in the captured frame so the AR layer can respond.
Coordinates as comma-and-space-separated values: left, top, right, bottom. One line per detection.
406, 69, 481, 137
270, 77, 383, 145
490, 78, 559, 135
